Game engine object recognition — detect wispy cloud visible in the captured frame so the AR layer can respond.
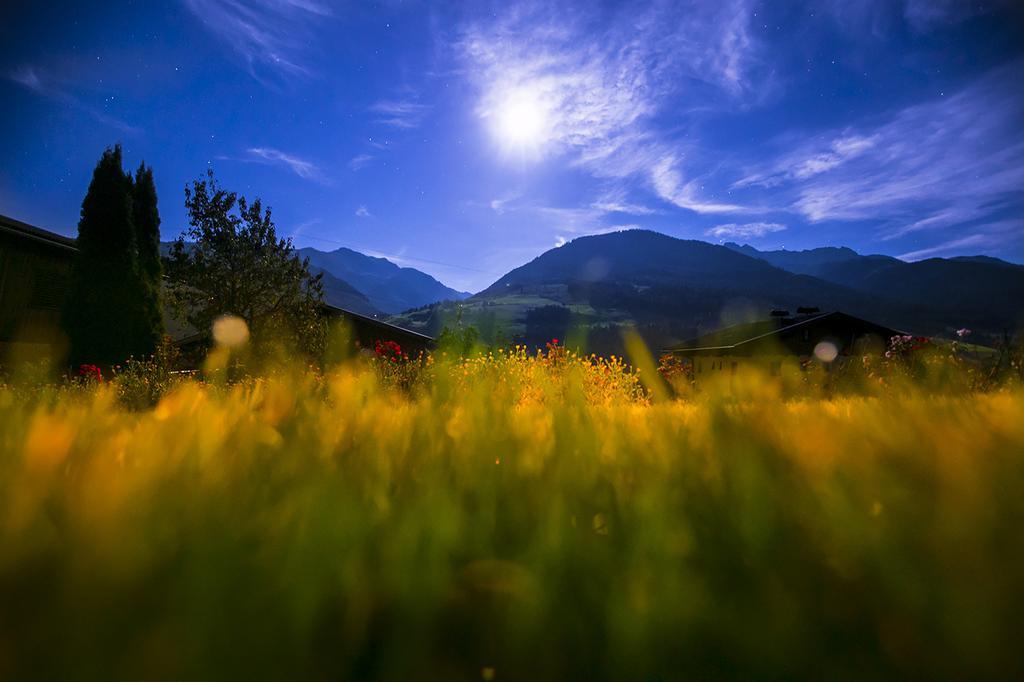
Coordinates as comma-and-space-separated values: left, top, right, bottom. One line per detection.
651, 157, 749, 214
793, 136, 878, 179
8, 66, 140, 134
590, 201, 660, 216
482, 195, 649, 247
246, 147, 324, 181
354, 205, 371, 218
370, 100, 431, 129
9, 67, 43, 92
459, 0, 765, 214
474, 179, 670, 252
730, 60, 1024, 243
348, 153, 374, 171
534, 205, 610, 234
290, 217, 322, 237
705, 222, 786, 240
181, 0, 331, 82
898, 219, 1024, 260
464, 24, 649, 159
790, 63, 1024, 235
489, 197, 515, 214
590, 187, 662, 216
735, 134, 878, 188
898, 234, 993, 261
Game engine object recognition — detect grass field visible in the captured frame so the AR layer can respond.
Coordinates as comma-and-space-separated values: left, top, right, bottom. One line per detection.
1, 347, 1023, 679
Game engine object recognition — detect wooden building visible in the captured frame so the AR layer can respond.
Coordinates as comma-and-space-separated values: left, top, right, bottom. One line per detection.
321, 303, 434, 355
664, 310, 901, 373
0, 214, 76, 360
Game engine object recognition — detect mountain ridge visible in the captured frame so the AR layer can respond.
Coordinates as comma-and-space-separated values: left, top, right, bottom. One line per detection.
298, 246, 471, 314
728, 241, 1024, 331
160, 241, 469, 315
392, 229, 1023, 353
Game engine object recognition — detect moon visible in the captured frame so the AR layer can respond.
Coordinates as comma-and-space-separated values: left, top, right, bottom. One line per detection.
488, 84, 552, 158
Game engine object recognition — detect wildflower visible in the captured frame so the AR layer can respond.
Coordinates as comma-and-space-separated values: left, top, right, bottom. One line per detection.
78, 364, 103, 383
374, 339, 406, 361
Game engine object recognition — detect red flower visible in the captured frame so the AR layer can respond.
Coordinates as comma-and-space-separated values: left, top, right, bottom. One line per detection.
374, 339, 406, 362
78, 364, 103, 382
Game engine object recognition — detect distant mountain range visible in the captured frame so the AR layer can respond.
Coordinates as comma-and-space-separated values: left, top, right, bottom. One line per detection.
298, 247, 470, 314
725, 242, 1024, 333
391, 230, 1024, 353
161, 242, 470, 316
312, 267, 379, 316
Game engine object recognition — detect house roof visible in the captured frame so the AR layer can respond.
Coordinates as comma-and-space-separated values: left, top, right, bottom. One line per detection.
665, 311, 902, 355
321, 303, 435, 343
0, 213, 77, 252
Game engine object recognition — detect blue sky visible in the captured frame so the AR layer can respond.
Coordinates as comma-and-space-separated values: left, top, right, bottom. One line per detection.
2, 0, 1022, 291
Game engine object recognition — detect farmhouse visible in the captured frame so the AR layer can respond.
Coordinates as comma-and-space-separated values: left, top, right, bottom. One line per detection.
0, 213, 433, 364
664, 309, 901, 373
322, 303, 434, 354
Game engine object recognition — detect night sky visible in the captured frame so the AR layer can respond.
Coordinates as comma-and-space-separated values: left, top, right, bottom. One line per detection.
2, 1, 1022, 292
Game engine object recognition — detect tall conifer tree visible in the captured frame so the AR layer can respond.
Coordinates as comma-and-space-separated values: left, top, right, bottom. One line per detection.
130, 162, 164, 355
62, 145, 146, 367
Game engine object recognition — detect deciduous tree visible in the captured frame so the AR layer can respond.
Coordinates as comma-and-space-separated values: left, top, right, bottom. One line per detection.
165, 169, 325, 357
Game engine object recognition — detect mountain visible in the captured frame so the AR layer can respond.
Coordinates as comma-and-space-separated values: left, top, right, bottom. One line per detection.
161, 241, 467, 316
724, 242, 894, 277
482, 231, 785, 294
949, 255, 1021, 266
160, 242, 383, 315
729, 242, 1024, 334
298, 247, 471, 314
309, 266, 380, 316
394, 230, 972, 354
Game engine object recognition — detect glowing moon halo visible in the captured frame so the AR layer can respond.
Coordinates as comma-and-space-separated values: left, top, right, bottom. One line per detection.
488, 84, 552, 157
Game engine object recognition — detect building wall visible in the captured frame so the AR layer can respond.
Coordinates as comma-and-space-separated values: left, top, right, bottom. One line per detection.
323, 307, 434, 356
0, 231, 73, 361
690, 355, 790, 375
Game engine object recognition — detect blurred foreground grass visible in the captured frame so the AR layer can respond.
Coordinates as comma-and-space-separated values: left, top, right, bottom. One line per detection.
1, 351, 1023, 679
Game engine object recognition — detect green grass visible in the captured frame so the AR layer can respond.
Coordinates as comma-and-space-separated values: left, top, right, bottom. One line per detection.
1, 354, 1022, 679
